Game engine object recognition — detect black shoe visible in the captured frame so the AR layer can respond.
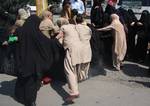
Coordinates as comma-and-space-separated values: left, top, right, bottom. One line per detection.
25, 102, 36, 106
62, 101, 74, 105
112, 67, 120, 71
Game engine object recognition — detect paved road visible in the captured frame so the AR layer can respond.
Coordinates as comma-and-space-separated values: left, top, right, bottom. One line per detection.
0, 61, 150, 106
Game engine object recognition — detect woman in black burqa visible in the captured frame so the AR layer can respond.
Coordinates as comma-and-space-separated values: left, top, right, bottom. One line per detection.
90, 0, 104, 28
135, 10, 150, 63
89, 0, 104, 68
14, 15, 65, 106
127, 9, 137, 60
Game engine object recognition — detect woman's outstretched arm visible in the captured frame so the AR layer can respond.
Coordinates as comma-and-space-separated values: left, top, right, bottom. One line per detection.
97, 25, 114, 31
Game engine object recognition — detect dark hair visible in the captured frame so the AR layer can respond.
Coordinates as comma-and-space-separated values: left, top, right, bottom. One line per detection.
76, 14, 84, 24
128, 9, 137, 22
48, 5, 55, 14
93, 0, 104, 6
62, 0, 71, 7
71, 9, 78, 17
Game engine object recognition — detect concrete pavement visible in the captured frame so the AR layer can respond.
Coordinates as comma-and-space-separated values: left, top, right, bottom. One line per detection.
0, 61, 150, 106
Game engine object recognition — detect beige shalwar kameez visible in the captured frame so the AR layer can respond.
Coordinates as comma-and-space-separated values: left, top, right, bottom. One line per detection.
97, 14, 127, 70
39, 18, 58, 39
75, 24, 92, 81
61, 24, 92, 95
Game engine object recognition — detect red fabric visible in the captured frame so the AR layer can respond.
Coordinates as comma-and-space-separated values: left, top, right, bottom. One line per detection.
41, 76, 52, 85
108, 0, 117, 6
108, 0, 117, 2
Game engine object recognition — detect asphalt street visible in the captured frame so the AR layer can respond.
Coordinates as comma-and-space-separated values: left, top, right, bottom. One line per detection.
0, 61, 150, 106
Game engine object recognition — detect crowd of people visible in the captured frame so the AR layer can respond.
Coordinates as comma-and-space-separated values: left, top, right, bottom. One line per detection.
0, 0, 150, 106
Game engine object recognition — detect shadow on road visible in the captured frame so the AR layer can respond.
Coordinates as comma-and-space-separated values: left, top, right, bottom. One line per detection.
50, 81, 69, 101
0, 79, 16, 98
89, 59, 107, 77
122, 63, 150, 78
128, 80, 150, 88
89, 66, 106, 77
50, 81, 74, 105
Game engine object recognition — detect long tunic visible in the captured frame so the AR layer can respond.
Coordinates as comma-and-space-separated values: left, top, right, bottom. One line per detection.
61, 24, 83, 66
39, 18, 58, 38
98, 14, 127, 62
75, 24, 92, 63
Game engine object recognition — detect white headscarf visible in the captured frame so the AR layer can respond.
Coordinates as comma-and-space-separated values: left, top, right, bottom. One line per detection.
18, 8, 29, 20
111, 14, 123, 32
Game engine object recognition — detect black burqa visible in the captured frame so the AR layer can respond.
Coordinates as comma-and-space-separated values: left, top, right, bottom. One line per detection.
105, 4, 116, 16
0, 27, 7, 73
15, 15, 65, 80
135, 10, 150, 62
15, 15, 65, 104
0, 26, 17, 75
100, 13, 113, 66
90, 0, 104, 68
90, 0, 104, 28
127, 9, 137, 59
88, 24, 106, 76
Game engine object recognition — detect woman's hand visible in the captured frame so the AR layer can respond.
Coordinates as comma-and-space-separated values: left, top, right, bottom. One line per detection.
130, 22, 135, 26
2, 41, 8, 46
137, 22, 143, 26
56, 31, 64, 39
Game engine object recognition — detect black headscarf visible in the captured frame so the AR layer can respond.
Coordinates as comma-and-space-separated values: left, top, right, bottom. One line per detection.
15, 15, 65, 79
90, 0, 104, 28
137, 10, 150, 35
105, 4, 116, 16
128, 9, 137, 23
139, 10, 149, 26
